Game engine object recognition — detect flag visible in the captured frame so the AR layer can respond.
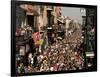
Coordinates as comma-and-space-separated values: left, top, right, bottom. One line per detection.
36, 39, 44, 45
32, 32, 43, 45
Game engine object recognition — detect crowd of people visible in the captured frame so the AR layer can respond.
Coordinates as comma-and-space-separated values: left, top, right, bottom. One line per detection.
16, 24, 85, 74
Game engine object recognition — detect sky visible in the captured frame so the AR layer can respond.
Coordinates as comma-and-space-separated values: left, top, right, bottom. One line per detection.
61, 7, 82, 24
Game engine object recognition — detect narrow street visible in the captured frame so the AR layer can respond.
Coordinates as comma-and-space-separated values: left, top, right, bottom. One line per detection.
15, 4, 96, 74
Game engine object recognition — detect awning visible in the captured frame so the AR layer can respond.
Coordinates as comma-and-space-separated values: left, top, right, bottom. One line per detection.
86, 52, 94, 57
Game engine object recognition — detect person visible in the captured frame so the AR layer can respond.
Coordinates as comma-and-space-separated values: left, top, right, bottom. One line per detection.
17, 63, 25, 74
33, 53, 38, 67
28, 38, 36, 54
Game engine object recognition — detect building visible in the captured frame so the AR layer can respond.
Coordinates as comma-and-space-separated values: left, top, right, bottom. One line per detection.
80, 8, 96, 68
16, 4, 64, 54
